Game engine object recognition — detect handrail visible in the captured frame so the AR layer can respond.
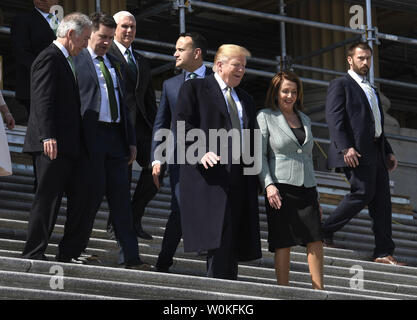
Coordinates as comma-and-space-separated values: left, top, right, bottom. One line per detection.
311, 121, 417, 143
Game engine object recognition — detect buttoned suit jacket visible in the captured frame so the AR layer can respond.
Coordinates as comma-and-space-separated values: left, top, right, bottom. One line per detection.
257, 108, 317, 191
73, 48, 135, 156
326, 74, 393, 169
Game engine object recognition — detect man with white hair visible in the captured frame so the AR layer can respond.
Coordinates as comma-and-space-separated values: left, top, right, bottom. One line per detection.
22, 12, 92, 261
107, 11, 158, 241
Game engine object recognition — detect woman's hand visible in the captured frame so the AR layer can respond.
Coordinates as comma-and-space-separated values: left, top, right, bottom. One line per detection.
266, 184, 282, 210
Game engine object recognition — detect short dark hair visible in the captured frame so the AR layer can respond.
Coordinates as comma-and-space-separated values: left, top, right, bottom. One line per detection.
90, 12, 117, 31
180, 32, 208, 60
347, 41, 373, 57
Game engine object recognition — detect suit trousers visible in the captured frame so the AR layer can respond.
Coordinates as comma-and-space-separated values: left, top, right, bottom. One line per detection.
322, 142, 395, 258
22, 153, 77, 260
107, 164, 157, 233
156, 164, 182, 270
59, 124, 141, 265
130, 166, 158, 224
206, 164, 244, 280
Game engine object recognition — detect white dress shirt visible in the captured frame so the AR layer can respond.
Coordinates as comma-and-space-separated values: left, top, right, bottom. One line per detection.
87, 46, 121, 123
214, 72, 244, 131
52, 40, 73, 71
35, 7, 57, 30
348, 69, 382, 137
114, 40, 135, 65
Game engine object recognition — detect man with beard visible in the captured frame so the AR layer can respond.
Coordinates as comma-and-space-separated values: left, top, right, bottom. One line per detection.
322, 42, 404, 265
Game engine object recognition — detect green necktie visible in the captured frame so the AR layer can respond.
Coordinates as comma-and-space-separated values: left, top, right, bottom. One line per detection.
47, 13, 58, 35
96, 56, 118, 122
67, 56, 77, 81
188, 72, 197, 80
226, 87, 241, 134
126, 49, 137, 76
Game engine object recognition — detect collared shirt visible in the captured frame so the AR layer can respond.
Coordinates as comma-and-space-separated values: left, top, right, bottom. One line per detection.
214, 72, 244, 131
52, 40, 73, 70
348, 69, 382, 137
35, 7, 57, 30
152, 64, 209, 168
114, 40, 135, 65
87, 46, 121, 123
185, 64, 207, 80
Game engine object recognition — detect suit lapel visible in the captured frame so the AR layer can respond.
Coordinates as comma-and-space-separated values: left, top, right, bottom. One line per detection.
205, 74, 230, 125
235, 88, 249, 129
346, 74, 385, 132
33, 9, 55, 39
274, 109, 302, 146
51, 44, 78, 89
298, 111, 312, 146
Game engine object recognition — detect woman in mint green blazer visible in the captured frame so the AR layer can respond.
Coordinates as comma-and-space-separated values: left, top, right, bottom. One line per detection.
257, 71, 324, 290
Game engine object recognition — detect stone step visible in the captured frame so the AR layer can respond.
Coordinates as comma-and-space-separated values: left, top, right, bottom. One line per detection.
0, 255, 395, 300
1, 231, 417, 298
0, 210, 416, 268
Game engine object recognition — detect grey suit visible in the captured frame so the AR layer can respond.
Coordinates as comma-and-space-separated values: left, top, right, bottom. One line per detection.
257, 108, 317, 191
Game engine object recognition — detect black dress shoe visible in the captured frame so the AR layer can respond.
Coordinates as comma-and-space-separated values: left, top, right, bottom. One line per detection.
125, 262, 153, 271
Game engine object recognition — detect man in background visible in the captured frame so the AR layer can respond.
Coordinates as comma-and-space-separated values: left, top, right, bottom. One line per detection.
11, 0, 59, 117
151, 32, 210, 273
107, 11, 158, 242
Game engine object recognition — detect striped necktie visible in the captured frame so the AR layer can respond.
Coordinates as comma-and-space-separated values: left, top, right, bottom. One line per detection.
362, 80, 382, 137
96, 56, 118, 122
226, 87, 241, 134
47, 13, 58, 35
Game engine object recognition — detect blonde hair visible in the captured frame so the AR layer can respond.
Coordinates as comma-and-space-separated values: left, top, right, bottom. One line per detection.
213, 44, 251, 72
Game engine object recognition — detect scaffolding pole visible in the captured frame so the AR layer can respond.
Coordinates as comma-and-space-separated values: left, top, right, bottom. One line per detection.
1, 25, 416, 90
190, 1, 417, 46
366, 0, 375, 84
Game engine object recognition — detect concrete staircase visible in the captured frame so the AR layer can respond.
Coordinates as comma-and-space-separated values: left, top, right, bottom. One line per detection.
1, 127, 417, 300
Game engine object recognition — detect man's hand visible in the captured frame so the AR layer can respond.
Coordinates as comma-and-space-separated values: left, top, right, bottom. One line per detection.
4, 113, 15, 130
152, 162, 162, 189
342, 147, 361, 168
266, 184, 282, 210
386, 153, 398, 172
200, 152, 221, 169
43, 139, 58, 160
128, 145, 137, 165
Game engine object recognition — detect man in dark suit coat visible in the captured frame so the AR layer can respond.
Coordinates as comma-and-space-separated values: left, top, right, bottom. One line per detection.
11, 0, 58, 116
322, 42, 403, 265
174, 44, 262, 279
106, 11, 158, 241
151, 32, 211, 272
21, 13, 92, 261
56, 13, 150, 270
